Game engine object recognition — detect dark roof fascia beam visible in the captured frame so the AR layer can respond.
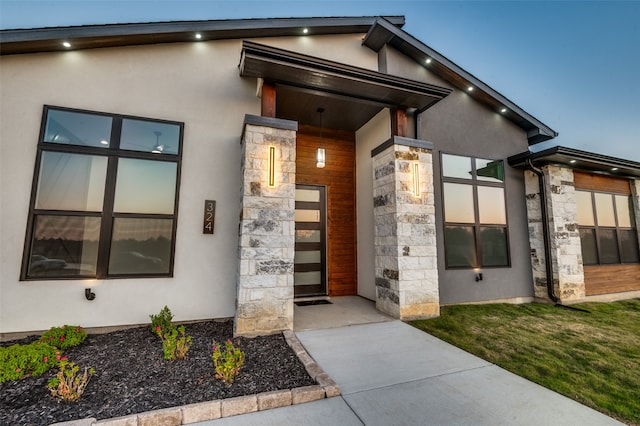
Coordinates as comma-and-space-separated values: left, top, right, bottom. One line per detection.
508, 146, 640, 179
363, 18, 558, 145
239, 40, 452, 110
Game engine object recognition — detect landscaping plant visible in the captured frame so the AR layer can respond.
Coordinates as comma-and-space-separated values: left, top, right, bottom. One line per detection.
48, 359, 95, 402
0, 342, 60, 383
212, 339, 245, 384
162, 325, 192, 361
39, 325, 86, 350
150, 305, 174, 338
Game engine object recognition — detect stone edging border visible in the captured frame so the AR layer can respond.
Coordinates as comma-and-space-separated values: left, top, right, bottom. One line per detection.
53, 330, 340, 426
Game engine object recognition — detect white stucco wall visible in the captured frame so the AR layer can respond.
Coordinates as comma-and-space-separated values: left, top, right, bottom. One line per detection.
0, 33, 373, 334
355, 109, 391, 300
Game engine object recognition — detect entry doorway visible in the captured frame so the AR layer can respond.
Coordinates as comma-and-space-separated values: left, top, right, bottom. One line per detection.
294, 185, 327, 297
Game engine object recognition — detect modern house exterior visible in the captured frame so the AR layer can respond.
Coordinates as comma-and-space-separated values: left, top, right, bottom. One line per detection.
1, 16, 638, 337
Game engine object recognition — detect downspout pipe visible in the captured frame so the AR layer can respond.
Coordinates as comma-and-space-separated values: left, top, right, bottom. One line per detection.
526, 159, 560, 304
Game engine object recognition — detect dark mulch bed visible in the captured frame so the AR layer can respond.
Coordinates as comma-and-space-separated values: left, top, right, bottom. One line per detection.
0, 320, 315, 425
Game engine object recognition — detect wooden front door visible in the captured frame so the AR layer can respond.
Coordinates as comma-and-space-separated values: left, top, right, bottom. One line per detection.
294, 185, 327, 297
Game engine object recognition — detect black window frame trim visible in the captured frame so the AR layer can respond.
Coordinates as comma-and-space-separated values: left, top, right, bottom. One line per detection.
21, 105, 184, 281
577, 189, 639, 266
440, 152, 511, 270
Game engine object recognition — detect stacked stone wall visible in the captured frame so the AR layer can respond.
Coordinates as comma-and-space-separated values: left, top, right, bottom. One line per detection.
372, 139, 439, 319
524, 171, 549, 300
235, 119, 296, 336
523, 166, 585, 303
544, 165, 585, 302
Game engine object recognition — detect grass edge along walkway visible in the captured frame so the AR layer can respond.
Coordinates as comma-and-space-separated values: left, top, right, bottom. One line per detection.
410, 300, 640, 425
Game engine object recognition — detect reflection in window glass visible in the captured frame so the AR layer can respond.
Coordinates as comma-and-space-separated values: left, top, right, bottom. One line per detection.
478, 186, 506, 224
615, 195, 634, 228
120, 119, 181, 155
295, 230, 320, 243
620, 230, 640, 263
36, 152, 107, 212
294, 271, 321, 285
443, 183, 474, 223
594, 193, 616, 227
29, 215, 101, 277
480, 227, 509, 266
444, 225, 477, 268
44, 110, 112, 147
442, 154, 472, 179
295, 189, 320, 202
108, 218, 172, 275
598, 229, 620, 264
575, 191, 595, 226
475, 159, 504, 183
294, 251, 321, 264
294, 209, 320, 222
579, 229, 598, 265
113, 159, 177, 214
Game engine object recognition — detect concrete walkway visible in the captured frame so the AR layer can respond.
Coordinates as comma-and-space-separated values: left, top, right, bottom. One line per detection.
200, 319, 621, 425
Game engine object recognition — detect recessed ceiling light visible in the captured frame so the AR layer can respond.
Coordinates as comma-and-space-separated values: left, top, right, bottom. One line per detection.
195, 33, 202, 39
500, 108, 507, 113
569, 160, 577, 164
100, 140, 109, 145
62, 41, 71, 48
611, 167, 619, 171
467, 86, 474, 92
302, 28, 309, 34
425, 58, 432, 64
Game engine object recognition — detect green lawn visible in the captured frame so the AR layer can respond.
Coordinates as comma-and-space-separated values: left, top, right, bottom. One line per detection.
410, 300, 640, 424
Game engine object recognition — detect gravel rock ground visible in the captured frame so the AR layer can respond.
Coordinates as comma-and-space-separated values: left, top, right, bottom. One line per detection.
0, 320, 315, 425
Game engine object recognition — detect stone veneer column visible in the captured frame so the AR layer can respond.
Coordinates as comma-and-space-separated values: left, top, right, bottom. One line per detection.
524, 165, 585, 303
371, 136, 439, 319
235, 115, 297, 336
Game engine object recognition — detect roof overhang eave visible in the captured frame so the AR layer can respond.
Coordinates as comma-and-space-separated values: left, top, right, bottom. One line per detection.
0, 16, 406, 56
508, 146, 640, 179
363, 17, 558, 146
239, 40, 452, 111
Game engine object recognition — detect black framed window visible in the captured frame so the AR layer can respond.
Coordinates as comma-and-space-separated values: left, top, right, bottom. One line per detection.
441, 153, 509, 269
576, 190, 639, 265
22, 106, 183, 280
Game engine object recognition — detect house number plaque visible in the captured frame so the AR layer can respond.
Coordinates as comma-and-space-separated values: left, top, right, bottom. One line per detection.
203, 200, 216, 234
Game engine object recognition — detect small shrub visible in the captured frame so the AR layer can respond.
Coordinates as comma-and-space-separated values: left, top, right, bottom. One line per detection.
150, 306, 173, 338
0, 342, 60, 383
48, 359, 95, 402
212, 339, 245, 384
40, 325, 86, 350
162, 325, 192, 360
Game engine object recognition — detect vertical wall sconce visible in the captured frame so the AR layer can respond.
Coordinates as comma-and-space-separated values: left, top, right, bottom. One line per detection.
268, 145, 276, 187
413, 162, 420, 197
316, 107, 326, 168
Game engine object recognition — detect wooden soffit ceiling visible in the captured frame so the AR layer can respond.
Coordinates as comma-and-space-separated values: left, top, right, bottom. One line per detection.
239, 40, 452, 111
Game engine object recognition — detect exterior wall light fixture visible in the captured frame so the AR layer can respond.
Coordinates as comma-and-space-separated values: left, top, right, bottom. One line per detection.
413, 162, 420, 197
316, 107, 326, 168
85, 288, 96, 301
474, 268, 483, 282
268, 145, 276, 187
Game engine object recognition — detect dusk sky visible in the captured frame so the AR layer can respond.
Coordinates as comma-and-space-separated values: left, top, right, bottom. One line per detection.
2, 1, 638, 161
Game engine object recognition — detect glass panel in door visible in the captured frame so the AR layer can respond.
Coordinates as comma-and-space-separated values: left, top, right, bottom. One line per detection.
294, 185, 326, 297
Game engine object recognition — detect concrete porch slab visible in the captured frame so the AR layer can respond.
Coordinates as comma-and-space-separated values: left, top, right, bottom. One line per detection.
293, 296, 393, 332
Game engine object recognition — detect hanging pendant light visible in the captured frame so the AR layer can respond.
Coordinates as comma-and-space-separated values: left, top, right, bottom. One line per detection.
316, 107, 326, 168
